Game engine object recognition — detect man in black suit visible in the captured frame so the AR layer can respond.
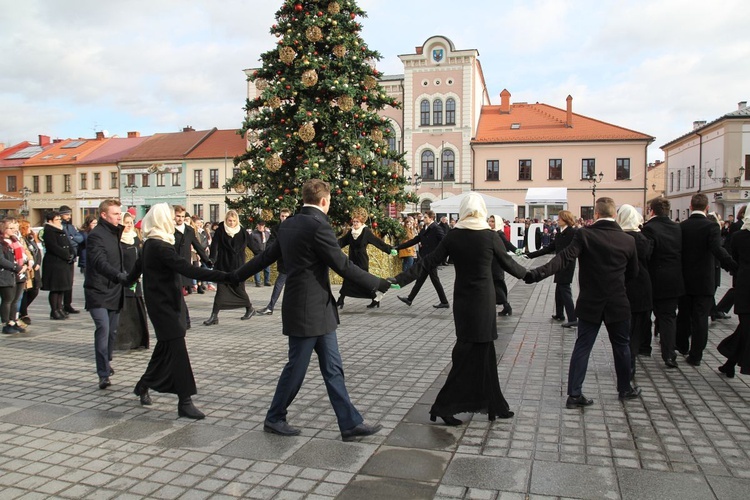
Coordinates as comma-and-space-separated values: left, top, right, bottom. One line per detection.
525, 197, 641, 408
395, 210, 449, 308
642, 197, 684, 368
676, 193, 737, 365
232, 179, 390, 441
173, 206, 211, 328
714, 205, 746, 318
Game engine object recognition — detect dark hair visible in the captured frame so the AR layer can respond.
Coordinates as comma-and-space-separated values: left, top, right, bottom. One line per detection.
45, 210, 60, 222
424, 210, 436, 220
690, 193, 708, 211
81, 214, 97, 232
301, 179, 330, 205
649, 197, 671, 216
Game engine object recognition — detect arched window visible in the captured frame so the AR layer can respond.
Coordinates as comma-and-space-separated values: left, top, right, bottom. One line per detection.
442, 150, 455, 181
420, 199, 432, 212
446, 98, 456, 125
421, 150, 435, 180
433, 99, 443, 125
380, 127, 398, 166
420, 100, 430, 126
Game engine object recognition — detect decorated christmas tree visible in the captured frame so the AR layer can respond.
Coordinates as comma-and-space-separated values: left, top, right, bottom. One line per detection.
227, 0, 413, 237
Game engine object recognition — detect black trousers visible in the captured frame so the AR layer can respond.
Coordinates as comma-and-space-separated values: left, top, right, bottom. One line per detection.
555, 283, 576, 321
630, 310, 652, 377
407, 266, 448, 304
653, 297, 678, 362
568, 318, 631, 396
63, 262, 75, 308
716, 287, 735, 314
676, 294, 713, 362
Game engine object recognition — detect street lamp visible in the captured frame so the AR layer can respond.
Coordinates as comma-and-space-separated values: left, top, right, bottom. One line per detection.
124, 184, 138, 208
407, 174, 422, 211
19, 186, 32, 217
587, 171, 604, 208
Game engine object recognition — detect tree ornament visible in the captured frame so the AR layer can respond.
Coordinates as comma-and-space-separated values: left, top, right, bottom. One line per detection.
265, 153, 282, 172
261, 209, 274, 221
301, 69, 318, 87
327, 2, 341, 14
268, 96, 282, 108
332, 45, 347, 58
279, 46, 297, 64
348, 155, 363, 167
255, 78, 268, 91
339, 96, 354, 111
363, 75, 377, 89
370, 129, 383, 142
294, 3, 303, 12
305, 25, 323, 42
298, 122, 315, 142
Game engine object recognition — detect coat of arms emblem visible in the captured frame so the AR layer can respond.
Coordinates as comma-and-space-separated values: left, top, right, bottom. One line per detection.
432, 49, 444, 62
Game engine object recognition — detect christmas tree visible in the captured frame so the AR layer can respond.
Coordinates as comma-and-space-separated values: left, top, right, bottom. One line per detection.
227, 0, 413, 237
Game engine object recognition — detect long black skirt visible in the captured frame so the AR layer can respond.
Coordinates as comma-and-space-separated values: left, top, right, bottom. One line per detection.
213, 282, 252, 310
718, 313, 750, 374
430, 340, 512, 420
139, 337, 196, 397
115, 296, 149, 350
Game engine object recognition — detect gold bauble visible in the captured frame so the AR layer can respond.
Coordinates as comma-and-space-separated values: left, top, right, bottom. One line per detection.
301, 69, 318, 87
261, 209, 274, 222
339, 96, 354, 112
265, 153, 282, 172
268, 96, 282, 109
298, 122, 315, 142
305, 26, 323, 43
255, 78, 268, 91
363, 75, 377, 89
348, 155, 363, 167
328, 2, 340, 14
370, 129, 383, 142
247, 130, 259, 143
279, 46, 297, 64
332, 45, 347, 58
387, 185, 400, 195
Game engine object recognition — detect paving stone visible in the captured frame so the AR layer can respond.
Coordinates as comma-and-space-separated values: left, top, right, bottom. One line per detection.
216, 430, 307, 462
618, 468, 714, 500
337, 474, 437, 500
287, 439, 378, 472
384, 422, 463, 451
45, 409, 126, 434
0, 404, 76, 426
360, 446, 451, 482
443, 455, 530, 492
706, 474, 750, 500
155, 423, 243, 452
530, 461, 618, 499
96, 417, 178, 443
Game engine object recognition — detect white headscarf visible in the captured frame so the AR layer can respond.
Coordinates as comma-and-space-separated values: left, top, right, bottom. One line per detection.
454, 192, 491, 231
742, 205, 750, 231
616, 204, 643, 232
142, 203, 176, 245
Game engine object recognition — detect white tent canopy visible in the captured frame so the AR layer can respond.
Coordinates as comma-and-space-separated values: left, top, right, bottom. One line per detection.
525, 187, 567, 205
430, 192, 516, 221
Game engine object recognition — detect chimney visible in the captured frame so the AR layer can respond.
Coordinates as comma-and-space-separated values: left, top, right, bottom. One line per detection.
566, 95, 573, 127
127, 131, 141, 138
0, 143, 4, 152
739, 101, 747, 110
95, 131, 105, 140
183, 126, 195, 132
38, 134, 50, 146
500, 89, 511, 114
693, 120, 707, 130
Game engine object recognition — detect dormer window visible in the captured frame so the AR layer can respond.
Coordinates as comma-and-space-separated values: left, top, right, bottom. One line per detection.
511, 123, 521, 129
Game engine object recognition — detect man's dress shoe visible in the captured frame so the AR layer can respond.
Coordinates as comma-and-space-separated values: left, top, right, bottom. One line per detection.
686, 355, 701, 366
664, 357, 678, 369
619, 386, 642, 401
397, 296, 412, 306
566, 394, 594, 409
98, 377, 111, 390
718, 364, 736, 378
561, 321, 578, 328
264, 420, 301, 436
433, 302, 449, 309
341, 422, 383, 442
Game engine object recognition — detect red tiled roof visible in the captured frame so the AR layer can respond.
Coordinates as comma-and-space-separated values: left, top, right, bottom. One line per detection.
473, 103, 653, 144
76, 137, 150, 164
23, 138, 109, 166
186, 129, 247, 159
120, 129, 216, 162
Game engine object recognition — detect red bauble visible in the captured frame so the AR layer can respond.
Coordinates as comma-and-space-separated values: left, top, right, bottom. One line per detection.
336, 189, 342, 194
284, 188, 290, 194
350, 13, 356, 19
372, 222, 378, 228
391, 173, 398, 179
278, 196, 284, 200
294, 3, 303, 12
317, 11, 323, 16
362, 96, 368, 101
265, 147, 272, 152
333, 130, 338, 136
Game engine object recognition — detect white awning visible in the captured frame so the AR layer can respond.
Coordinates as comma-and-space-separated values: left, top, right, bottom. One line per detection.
525, 187, 567, 204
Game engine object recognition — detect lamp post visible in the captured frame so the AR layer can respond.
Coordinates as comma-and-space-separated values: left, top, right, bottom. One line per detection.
407, 173, 422, 211
124, 184, 138, 209
587, 171, 604, 209
19, 186, 32, 217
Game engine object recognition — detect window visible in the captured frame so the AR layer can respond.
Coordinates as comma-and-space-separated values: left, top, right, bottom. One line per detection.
63, 174, 71, 193
193, 204, 204, 219
581, 159, 596, 179
93, 172, 101, 189
616, 158, 630, 180
210, 169, 219, 189
421, 150, 435, 180
677, 170, 681, 191
387, 134, 397, 153
669, 172, 674, 192
45, 175, 52, 193
420, 99, 430, 126
141, 174, 150, 187
126, 174, 136, 187
487, 160, 499, 181
446, 98, 456, 125
171, 172, 180, 186
110, 172, 118, 189
433, 99, 443, 125
745, 155, 750, 181
519, 160, 532, 180
32, 176, 39, 193
232, 167, 240, 178
442, 150, 455, 181
6, 176, 16, 193
80, 173, 87, 190
209, 204, 219, 223
581, 206, 594, 220
156, 173, 165, 187
549, 159, 562, 180
194, 170, 203, 189
518, 206, 526, 219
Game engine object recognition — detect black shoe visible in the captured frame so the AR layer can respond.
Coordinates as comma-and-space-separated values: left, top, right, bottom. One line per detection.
255, 283, 262, 288
430, 414, 462, 426
619, 386, 642, 401
638, 350, 652, 357
11, 323, 26, 334
263, 420, 301, 436
257, 307, 273, 315
397, 296, 412, 306
366, 300, 380, 309
566, 394, 594, 409
341, 422, 383, 442
177, 397, 205, 419
498, 305, 512, 316
61, 309, 70, 317
718, 363, 736, 378
98, 377, 111, 389
202, 314, 219, 326
686, 355, 701, 366
2, 325, 15, 334
677, 348, 689, 356
665, 357, 678, 369
20, 316, 31, 324
241, 308, 256, 320
551, 315, 565, 321
433, 302, 449, 309
264, 282, 272, 287
134, 383, 152, 405
50, 310, 65, 320
196, 286, 205, 294
63, 307, 80, 314
336, 296, 345, 309
561, 321, 578, 328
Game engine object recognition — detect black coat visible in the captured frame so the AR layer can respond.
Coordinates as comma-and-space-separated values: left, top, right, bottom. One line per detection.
84, 217, 126, 311
234, 206, 383, 338
142, 239, 227, 341
41, 224, 72, 291
623, 231, 653, 312
249, 227, 271, 255
174, 225, 210, 287
396, 229, 527, 343
121, 236, 143, 298
531, 220, 638, 324
0, 244, 20, 288
680, 213, 736, 296
397, 221, 444, 256
642, 216, 684, 299
731, 230, 750, 314
338, 226, 392, 298
527, 226, 577, 284
209, 223, 253, 272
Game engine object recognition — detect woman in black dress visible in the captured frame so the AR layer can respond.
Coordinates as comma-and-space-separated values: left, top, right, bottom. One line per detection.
202, 210, 255, 326
116, 212, 149, 350
337, 214, 395, 309
394, 193, 527, 424
134, 203, 229, 419
41, 211, 72, 320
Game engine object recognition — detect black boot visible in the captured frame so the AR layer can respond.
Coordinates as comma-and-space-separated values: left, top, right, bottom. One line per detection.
178, 396, 205, 419
240, 307, 256, 320
134, 382, 152, 406
202, 313, 219, 326
366, 300, 380, 309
